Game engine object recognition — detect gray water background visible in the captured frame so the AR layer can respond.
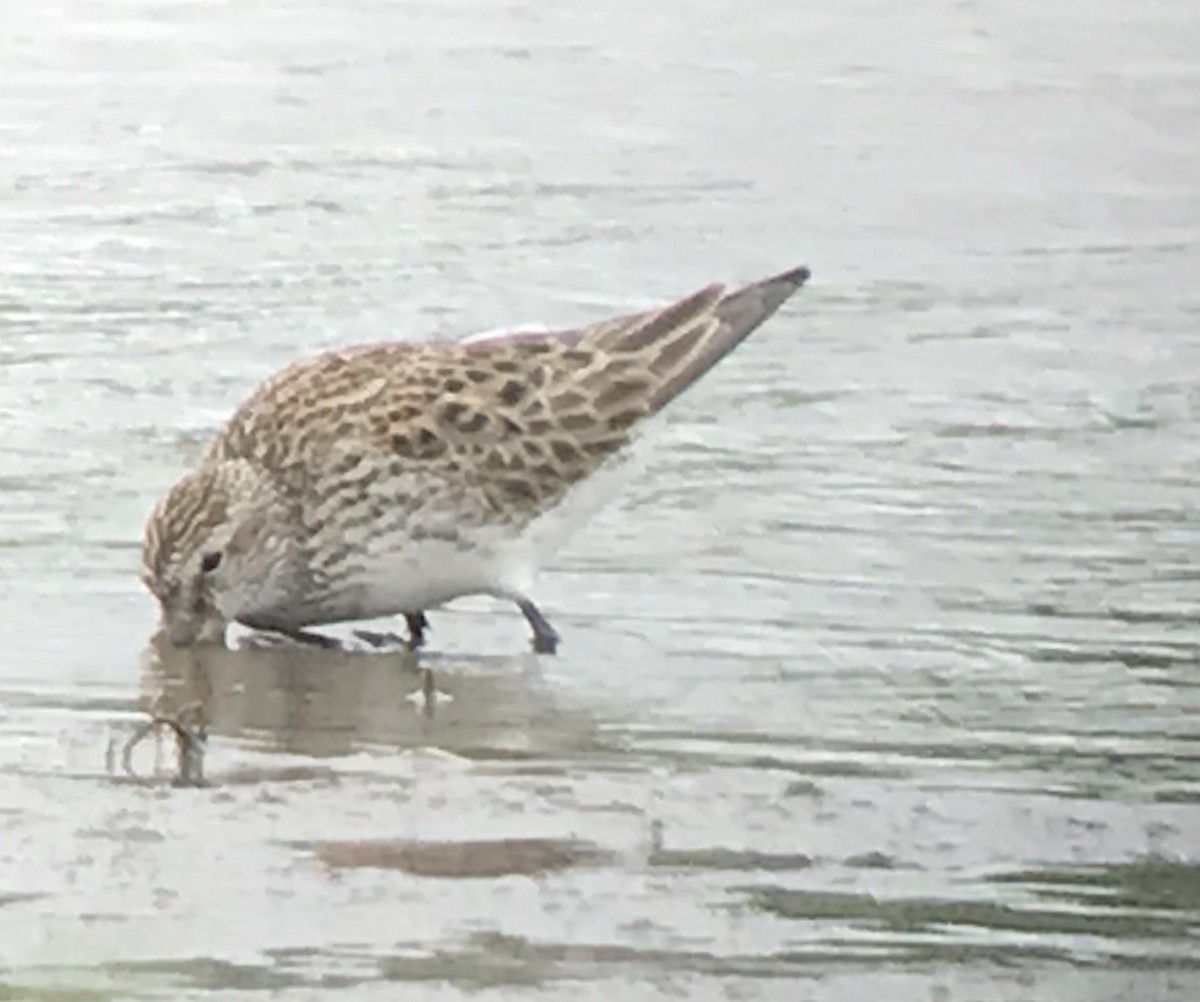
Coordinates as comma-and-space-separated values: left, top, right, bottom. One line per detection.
2, 0, 1200, 998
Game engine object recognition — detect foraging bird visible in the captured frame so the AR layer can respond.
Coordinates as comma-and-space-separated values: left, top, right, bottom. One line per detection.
141, 264, 810, 652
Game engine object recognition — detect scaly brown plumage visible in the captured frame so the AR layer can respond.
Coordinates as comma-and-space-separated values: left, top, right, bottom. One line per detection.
141, 264, 810, 651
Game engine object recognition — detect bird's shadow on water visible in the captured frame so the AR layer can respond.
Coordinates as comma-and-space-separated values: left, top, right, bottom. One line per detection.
126, 630, 604, 785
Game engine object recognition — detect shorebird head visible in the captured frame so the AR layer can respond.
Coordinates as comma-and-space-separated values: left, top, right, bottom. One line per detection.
140, 459, 297, 646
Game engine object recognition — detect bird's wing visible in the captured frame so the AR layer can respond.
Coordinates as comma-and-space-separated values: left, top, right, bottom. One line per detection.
207, 266, 809, 528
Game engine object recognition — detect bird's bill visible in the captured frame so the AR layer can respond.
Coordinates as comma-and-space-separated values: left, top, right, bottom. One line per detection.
158, 607, 228, 647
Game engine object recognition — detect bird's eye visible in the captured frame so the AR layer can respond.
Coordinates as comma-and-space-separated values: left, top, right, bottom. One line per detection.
200, 551, 223, 574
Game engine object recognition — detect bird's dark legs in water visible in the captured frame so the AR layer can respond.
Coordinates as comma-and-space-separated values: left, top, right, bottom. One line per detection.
279, 604, 554, 655
277, 627, 341, 649
352, 611, 429, 651
517, 597, 560, 654
273, 613, 429, 653
403, 612, 429, 650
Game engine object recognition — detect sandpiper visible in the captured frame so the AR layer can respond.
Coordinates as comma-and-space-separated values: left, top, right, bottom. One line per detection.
141, 264, 810, 653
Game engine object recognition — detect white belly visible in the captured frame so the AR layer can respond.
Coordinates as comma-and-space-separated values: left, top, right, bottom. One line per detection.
333, 528, 537, 621
328, 448, 642, 622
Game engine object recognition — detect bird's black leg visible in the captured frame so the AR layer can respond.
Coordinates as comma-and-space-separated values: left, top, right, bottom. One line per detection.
404, 611, 429, 650
516, 598, 560, 654
352, 612, 429, 651
277, 627, 341, 649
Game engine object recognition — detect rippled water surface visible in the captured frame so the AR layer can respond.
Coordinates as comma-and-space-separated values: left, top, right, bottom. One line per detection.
3, 0, 1200, 999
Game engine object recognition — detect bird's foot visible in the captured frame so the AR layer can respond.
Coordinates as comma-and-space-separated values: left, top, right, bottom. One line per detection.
352, 629, 405, 649
276, 627, 341, 649
352, 612, 428, 655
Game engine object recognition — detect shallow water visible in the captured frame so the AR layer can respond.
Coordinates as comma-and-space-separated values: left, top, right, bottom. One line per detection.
3, 0, 1200, 998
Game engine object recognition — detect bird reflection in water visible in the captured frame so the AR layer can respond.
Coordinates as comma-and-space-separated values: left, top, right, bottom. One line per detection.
123, 626, 592, 786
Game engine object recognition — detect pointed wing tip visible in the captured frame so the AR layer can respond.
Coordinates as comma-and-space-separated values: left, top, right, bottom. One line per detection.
729, 263, 811, 308
769, 263, 812, 292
